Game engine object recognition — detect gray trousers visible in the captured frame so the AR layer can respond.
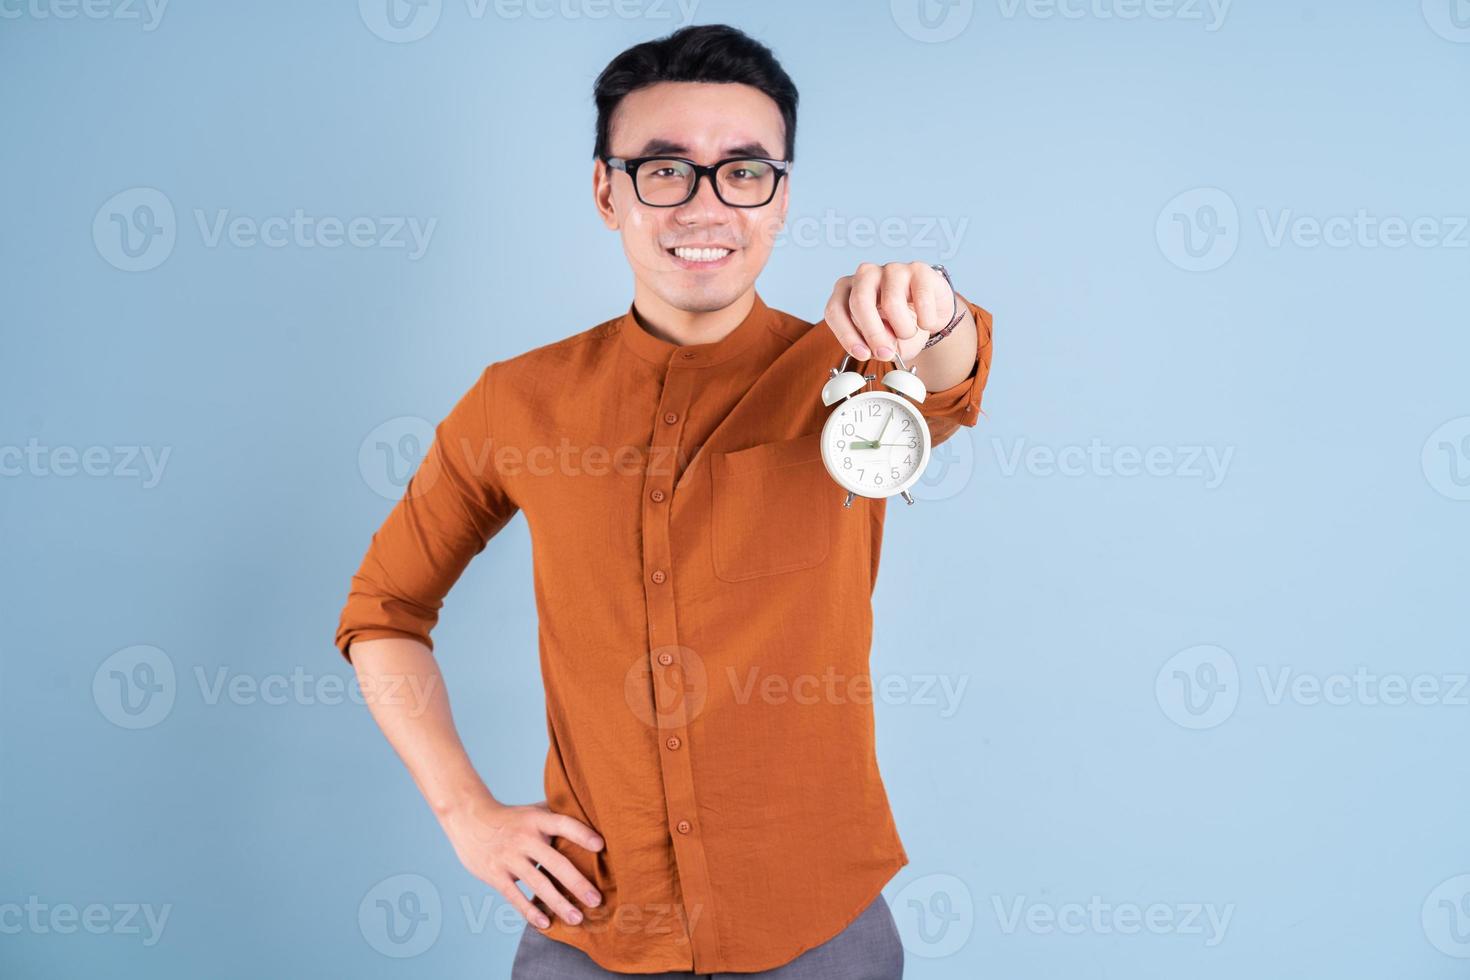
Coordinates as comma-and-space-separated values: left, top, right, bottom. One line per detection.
510, 893, 903, 979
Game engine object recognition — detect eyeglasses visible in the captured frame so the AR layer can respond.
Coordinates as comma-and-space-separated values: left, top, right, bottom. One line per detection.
603, 155, 789, 208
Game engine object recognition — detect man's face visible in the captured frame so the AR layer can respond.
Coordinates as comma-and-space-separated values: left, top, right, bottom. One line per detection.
595, 81, 789, 314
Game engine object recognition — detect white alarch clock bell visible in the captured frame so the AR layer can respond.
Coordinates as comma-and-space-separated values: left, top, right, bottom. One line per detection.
819, 350, 931, 508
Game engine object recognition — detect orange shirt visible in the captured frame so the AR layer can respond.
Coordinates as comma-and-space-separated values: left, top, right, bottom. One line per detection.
335, 290, 994, 973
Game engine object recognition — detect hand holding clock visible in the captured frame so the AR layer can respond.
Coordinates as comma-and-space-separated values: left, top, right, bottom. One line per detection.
823, 261, 956, 364
818, 261, 975, 505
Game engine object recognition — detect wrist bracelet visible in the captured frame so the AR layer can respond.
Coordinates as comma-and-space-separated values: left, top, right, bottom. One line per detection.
920, 263, 965, 351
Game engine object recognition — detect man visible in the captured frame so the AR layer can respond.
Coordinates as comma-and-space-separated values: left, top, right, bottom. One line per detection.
335, 23, 993, 979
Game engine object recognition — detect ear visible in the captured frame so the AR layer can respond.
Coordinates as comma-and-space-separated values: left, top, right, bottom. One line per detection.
593, 159, 619, 230
774, 171, 791, 230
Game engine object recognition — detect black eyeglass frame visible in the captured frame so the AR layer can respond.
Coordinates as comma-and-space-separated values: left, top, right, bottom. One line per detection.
603, 155, 790, 208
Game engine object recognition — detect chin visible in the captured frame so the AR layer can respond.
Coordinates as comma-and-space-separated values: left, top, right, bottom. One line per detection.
660, 276, 748, 314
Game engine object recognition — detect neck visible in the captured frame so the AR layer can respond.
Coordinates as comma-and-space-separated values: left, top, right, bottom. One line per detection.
629, 283, 756, 348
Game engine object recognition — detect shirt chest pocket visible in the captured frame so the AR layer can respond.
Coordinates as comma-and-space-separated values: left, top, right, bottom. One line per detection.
710, 433, 836, 583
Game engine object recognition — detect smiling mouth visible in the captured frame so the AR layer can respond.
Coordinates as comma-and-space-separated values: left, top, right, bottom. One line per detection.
668, 246, 735, 263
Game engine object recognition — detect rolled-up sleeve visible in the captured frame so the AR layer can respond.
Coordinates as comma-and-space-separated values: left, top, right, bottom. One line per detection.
334, 362, 520, 662
856, 297, 994, 449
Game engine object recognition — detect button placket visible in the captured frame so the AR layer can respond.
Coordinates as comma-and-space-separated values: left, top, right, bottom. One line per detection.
641, 355, 720, 969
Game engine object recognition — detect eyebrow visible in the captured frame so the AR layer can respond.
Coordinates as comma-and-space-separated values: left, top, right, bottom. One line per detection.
634, 138, 777, 159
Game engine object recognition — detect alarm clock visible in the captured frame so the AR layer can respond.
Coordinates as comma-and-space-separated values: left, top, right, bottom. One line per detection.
819, 350, 931, 508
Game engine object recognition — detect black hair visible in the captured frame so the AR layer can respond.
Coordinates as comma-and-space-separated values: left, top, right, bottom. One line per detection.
592, 24, 799, 164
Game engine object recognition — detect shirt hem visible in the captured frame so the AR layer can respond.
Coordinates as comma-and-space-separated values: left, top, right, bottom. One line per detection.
751, 851, 909, 972
536, 850, 909, 974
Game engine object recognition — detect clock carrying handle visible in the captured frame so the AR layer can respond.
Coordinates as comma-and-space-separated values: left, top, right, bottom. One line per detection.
832, 349, 911, 378
830, 348, 926, 404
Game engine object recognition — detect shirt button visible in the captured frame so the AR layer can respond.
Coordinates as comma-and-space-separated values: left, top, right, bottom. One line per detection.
676, 820, 692, 835
666, 735, 681, 750
650, 569, 667, 584
681, 351, 696, 360
663, 411, 679, 424
657, 651, 674, 666
650, 489, 666, 502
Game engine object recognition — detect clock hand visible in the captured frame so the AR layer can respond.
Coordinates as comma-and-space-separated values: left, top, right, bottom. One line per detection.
877, 410, 894, 446
857, 409, 891, 450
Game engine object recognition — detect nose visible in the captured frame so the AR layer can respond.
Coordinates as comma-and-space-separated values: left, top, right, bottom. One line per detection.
671, 170, 732, 226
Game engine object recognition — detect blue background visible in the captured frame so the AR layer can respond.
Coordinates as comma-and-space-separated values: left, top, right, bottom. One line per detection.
3, 0, 1468, 976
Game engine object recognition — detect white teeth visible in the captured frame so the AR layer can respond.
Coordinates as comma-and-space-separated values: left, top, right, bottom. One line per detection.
673, 247, 732, 262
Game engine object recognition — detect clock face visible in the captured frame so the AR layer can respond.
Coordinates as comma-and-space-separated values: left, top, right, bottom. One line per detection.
820, 391, 931, 498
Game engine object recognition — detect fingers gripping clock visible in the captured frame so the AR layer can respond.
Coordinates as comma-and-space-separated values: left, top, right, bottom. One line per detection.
819, 351, 931, 508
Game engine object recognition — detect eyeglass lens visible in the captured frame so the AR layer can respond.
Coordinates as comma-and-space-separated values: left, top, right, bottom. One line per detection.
634, 159, 778, 207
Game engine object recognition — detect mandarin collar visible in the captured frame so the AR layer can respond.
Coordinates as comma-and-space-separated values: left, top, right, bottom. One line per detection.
618, 290, 776, 368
